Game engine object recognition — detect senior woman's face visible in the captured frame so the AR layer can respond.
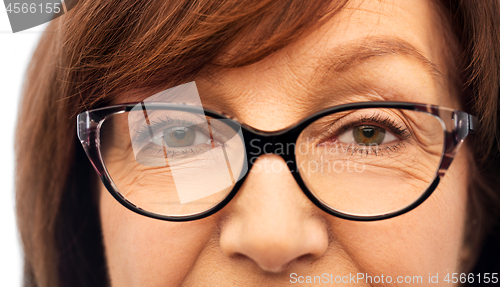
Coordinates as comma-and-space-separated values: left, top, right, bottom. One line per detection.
99, 0, 469, 286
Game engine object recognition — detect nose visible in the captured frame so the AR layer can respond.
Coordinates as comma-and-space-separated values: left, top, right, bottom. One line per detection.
219, 154, 329, 273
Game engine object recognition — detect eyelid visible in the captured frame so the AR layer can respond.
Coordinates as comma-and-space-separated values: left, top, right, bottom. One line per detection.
130, 112, 207, 143
314, 111, 411, 144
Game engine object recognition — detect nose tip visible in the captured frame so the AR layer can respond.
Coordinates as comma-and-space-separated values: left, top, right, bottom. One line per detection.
221, 220, 328, 273
237, 241, 306, 273
219, 155, 329, 273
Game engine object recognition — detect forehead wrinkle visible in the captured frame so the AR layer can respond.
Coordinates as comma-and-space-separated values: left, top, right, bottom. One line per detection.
316, 36, 445, 86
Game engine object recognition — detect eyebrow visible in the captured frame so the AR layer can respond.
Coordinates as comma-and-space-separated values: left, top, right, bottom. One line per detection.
318, 36, 444, 83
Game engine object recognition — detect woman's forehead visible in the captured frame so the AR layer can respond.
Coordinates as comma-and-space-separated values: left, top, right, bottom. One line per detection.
190, 0, 457, 124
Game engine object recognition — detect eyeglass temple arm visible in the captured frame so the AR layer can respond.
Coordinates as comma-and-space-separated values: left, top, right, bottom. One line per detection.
455, 111, 478, 141
468, 114, 478, 134
439, 111, 477, 176
77, 111, 107, 177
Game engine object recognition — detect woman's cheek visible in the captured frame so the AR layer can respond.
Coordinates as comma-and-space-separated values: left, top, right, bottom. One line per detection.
328, 150, 468, 285
100, 184, 217, 287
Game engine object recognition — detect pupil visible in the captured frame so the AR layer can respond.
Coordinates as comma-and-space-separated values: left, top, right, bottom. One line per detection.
362, 127, 374, 138
174, 130, 186, 140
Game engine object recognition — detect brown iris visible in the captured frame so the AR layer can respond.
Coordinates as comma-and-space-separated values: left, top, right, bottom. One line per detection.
352, 125, 386, 145
163, 126, 196, 147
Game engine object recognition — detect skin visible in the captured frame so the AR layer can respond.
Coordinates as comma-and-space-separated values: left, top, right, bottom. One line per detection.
100, 0, 470, 286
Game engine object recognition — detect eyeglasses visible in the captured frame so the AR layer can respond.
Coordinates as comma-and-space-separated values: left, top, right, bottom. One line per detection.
77, 100, 476, 222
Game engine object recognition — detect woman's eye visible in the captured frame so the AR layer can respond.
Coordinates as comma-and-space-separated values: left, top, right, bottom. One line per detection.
152, 126, 210, 148
337, 125, 397, 145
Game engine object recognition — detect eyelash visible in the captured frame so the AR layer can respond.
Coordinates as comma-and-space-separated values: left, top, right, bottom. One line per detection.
329, 113, 410, 139
319, 113, 412, 157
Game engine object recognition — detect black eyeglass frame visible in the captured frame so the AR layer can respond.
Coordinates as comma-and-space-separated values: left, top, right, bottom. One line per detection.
77, 101, 477, 222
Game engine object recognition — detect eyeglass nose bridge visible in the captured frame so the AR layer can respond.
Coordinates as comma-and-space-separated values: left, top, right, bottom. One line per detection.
237, 126, 333, 219
241, 127, 300, 174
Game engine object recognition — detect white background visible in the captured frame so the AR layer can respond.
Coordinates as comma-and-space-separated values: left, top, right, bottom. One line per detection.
0, 7, 47, 287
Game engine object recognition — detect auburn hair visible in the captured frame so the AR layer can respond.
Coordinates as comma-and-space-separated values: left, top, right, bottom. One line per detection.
16, 0, 500, 286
